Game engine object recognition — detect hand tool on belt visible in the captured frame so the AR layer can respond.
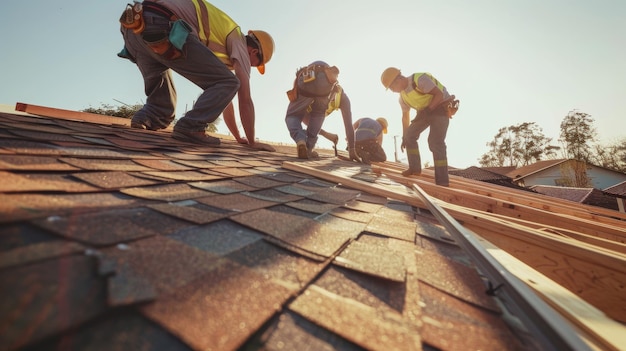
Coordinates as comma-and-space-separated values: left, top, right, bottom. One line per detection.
446, 97, 460, 118
120, 1, 179, 33
120, 1, 145, 33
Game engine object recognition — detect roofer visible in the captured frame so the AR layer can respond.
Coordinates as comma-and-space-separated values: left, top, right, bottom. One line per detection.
381, 67, 459, 186
285, 61, 359, 161
353, 117, 388, 164
118, 0, 275, 151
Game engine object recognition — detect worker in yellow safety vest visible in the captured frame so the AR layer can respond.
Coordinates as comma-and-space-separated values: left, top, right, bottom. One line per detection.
118, 0, 275, 151
381, 67, 459, 186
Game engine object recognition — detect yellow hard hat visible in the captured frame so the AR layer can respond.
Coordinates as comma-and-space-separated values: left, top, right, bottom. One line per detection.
376, 117, 388, 134
248, 30, 275, 75
381, 67, 401, 89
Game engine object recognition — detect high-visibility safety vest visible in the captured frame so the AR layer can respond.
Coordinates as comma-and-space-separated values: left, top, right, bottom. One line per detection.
191, 0, 241, 68
325, 86, 342, 116
400, 73, 445, 111
304, 85, 342, 116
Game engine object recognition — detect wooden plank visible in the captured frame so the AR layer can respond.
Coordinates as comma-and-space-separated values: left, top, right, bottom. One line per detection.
468, 208, 626, 254
283, 159, 626, 323
375, 165, 626, 244
445, 202, 626, 323
374, 162, 626, 223
14, 102, 135, 128
476, 235, 626, 351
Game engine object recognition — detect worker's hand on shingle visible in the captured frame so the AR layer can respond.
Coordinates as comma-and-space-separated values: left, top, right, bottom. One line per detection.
348, 148, 360, 163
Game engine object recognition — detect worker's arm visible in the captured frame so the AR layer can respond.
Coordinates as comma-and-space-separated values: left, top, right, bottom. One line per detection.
232, 60, 275, 151
232, 60, 254, 141
223, 102, 246, 144
401, 110, 410, 131
426, 87, 444, 111
338, 92, 359, 162
338, 92, 355, 149
400, 98, 410, 152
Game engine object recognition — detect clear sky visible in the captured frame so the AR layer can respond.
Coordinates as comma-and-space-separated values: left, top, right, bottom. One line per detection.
1, 0, 624, 168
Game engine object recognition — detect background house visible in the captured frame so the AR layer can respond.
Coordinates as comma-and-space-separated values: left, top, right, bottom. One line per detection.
530, 185, 619, 211
506, 159, 626, 190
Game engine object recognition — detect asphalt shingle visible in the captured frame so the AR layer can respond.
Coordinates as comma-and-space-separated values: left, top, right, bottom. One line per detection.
0, 109, 566, 350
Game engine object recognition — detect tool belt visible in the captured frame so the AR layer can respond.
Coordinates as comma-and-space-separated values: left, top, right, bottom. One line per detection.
120, 2, 188, 60
295, 64, 340, 98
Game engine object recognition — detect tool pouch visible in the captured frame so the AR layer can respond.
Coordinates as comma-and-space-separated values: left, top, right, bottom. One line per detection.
120, 2, 145, 34
169, 20, 191, 50
446, 98, 460, 118
142, 19, 190, 60
286, 88, 298, 102
117, 46, 136, 63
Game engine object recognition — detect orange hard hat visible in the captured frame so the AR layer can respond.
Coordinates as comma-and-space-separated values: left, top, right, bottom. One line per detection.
248, 30, 275, 74
376, 117, 388, 134
381, 67, 401, 89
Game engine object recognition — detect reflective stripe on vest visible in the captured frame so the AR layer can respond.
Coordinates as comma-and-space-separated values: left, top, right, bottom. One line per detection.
400, 73, 445, 111
191, 0, 240, 68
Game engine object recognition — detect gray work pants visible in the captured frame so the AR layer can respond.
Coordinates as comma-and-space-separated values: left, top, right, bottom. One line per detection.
285, 95, 328, 150
121, 13, 239, 132
404, 107, 450, 186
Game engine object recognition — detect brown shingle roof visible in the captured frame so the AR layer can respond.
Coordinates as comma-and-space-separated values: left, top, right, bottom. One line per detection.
0, 110, 529, 350
605, 180, 626, 197
505, 159, 567, 179
2, 106, 624, 350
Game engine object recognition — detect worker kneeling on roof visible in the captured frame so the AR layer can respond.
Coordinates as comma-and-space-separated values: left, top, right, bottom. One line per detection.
118, 0, 275, 151
353, 117, 388, 165
284, 61, 359, 161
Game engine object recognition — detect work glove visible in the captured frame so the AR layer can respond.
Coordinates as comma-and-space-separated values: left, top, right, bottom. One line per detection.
400, 138, 406, 152
348, 147, 360, 162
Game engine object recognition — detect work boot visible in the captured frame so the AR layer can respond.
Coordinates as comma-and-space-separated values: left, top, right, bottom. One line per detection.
296, 140, 308, 159
401, 169, 421, 177
308, 150, 319, 159
172, 129, 220, 146
130, 116, 159, 131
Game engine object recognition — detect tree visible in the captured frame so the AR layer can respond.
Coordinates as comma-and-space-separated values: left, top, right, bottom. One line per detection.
592, 138, 626, 173
479, 122, 557, 167
82, 103, 142, 119
82, 102, 219, 133
559, 110, 596, 162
